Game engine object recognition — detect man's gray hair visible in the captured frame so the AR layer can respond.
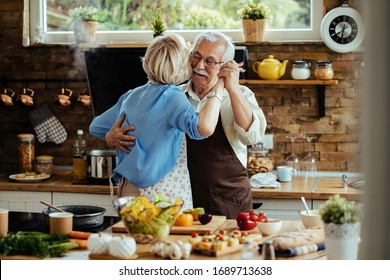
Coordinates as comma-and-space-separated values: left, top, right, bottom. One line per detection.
192, 31, 235, 63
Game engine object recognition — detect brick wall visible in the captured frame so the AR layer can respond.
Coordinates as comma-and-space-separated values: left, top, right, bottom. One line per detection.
0, 0, 364, 173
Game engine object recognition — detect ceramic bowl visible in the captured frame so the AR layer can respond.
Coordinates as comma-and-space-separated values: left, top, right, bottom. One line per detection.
300, 210, 323, 228
257, 218, 282, 235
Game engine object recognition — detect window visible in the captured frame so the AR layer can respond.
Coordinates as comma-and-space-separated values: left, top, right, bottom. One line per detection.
27, 0, 323, 45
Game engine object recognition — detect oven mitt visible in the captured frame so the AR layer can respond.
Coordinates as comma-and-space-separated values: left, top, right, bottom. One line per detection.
28, 104, 67, 144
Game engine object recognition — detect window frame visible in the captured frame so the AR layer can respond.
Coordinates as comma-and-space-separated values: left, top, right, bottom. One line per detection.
28, 0, 323, 45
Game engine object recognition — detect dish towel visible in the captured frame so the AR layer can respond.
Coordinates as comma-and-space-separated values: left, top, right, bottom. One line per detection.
258, 243, 325, 257
28, 104, 67, 144
250, 172, 281, 188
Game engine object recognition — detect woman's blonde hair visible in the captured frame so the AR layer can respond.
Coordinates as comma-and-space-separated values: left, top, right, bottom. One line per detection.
142, 33, 191, 85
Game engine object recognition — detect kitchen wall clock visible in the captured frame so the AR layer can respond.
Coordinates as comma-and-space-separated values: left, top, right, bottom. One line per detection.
320, 1, 365, 53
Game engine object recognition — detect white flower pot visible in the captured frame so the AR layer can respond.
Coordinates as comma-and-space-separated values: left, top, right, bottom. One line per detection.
324, 222, 360, 260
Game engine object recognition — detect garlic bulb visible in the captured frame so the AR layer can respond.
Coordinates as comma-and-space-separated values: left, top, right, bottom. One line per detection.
108, 235, 136, 259
87, 232, 112, 255
151, 240, 192, 259
168, 243, 182, 260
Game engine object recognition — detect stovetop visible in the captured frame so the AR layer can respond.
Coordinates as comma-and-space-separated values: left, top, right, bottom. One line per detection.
8, 211, 120, 234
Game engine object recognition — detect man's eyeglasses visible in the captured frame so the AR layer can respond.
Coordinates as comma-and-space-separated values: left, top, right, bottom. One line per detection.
191, 53, 223, 67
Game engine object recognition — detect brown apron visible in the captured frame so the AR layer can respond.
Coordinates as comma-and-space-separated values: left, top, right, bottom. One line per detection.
186, 116, 252, 219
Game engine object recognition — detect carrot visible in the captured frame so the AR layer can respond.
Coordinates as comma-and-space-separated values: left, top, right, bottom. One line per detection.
68, 239, 88, 249
67, 230, 92, 240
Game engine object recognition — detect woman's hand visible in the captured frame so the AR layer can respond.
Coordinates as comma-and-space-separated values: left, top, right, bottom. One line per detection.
217, 61, 245, 93
105, 114, 136, 153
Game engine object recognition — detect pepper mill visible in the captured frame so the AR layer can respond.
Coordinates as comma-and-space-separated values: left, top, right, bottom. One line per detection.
261, 240, 275, 260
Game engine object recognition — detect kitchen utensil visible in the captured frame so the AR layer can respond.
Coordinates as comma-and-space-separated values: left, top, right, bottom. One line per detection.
257, 218, 282, 235
42, 205, 106, 229
49, 212, 73, 234
300, 210, 322, 228
277, 166, 297, 182
0, 208, 9, 237
112, 196, 135, 215
40, 200, 65, 213
87, 149, 117, 185
300, 197, 311, 215
252, 55, 288, 80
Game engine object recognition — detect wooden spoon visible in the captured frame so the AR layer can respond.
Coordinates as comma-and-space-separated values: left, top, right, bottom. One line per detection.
40, 200, 65, 213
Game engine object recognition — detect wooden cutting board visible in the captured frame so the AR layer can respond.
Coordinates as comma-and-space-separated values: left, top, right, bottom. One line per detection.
112, 215, 226, 234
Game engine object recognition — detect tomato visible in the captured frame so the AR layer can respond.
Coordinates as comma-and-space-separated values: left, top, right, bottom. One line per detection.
249, 210, 260, 222
258, 212, 268, 222
174, 213, 193, 226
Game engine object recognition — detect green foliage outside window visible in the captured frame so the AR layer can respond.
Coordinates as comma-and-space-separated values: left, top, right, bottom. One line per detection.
46, 0, 311, 32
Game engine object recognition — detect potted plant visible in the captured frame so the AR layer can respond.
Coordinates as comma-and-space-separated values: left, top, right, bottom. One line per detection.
237, 0, 271, 42
150, 9, 167, 37
68, 6, 99, 43
319, 195, 362, 260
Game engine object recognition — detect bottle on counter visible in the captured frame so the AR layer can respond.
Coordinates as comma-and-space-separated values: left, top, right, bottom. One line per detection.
17, 133, 35, 173
73, 129, 87, 182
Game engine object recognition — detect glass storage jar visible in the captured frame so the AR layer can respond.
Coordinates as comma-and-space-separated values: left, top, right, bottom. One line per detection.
17, 133, 35, 173
36, 155, 54, 174
314, 61, 334, 80
291, 61, 311, 80
247, 143, 274, 176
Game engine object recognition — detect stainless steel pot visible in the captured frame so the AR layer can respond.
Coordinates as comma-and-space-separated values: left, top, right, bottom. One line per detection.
42, 205, 106, 229
87, 149, 117, 185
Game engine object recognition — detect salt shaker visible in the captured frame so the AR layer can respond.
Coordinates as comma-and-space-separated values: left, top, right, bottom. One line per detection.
261, 240, 275, 260
241, 240, 254, 260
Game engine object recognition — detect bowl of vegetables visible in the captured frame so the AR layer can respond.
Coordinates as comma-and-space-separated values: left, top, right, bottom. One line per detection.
119, 194, 183, 241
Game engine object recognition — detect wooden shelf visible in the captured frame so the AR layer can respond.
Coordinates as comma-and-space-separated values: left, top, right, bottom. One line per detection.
239, 79, 338, 118
239, 79, 338, 85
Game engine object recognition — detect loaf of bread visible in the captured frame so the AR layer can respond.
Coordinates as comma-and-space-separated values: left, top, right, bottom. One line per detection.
266, 228, 324, 250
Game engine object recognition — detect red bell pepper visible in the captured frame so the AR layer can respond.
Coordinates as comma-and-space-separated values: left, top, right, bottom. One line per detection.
236, 212, 257, 230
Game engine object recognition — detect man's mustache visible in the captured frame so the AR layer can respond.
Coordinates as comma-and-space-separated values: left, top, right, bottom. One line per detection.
193, 68, 209, 77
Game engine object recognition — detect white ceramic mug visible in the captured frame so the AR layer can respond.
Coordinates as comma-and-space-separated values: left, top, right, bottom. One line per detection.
0, 208, 9, 237
49, 212, 73, 234
277, 166, 297, 182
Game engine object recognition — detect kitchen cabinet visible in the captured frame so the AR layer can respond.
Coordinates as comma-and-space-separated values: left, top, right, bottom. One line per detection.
253, 198, 309, 221
0, 190, 51, 213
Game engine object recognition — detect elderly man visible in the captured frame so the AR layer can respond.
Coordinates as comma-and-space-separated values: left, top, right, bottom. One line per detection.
105, 31, 266, 218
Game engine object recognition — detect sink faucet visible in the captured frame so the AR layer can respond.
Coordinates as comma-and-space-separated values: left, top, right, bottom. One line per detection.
341, 174, 348, 190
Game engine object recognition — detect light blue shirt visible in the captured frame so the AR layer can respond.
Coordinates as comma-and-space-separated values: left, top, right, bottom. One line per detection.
89, 83, 204, 188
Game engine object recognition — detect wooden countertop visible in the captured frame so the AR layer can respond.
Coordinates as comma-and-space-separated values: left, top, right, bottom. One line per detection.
0, 171, 117, 195
252, 176, 364, 201
0, 172, 363, 200
52, 219, 325, 260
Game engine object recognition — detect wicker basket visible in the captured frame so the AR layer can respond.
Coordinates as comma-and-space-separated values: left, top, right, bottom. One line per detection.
242, 19, 266, 42
73, 21, 98, 43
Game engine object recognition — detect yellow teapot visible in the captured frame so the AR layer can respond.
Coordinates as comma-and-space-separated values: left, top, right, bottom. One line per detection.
253, 55, 288, 80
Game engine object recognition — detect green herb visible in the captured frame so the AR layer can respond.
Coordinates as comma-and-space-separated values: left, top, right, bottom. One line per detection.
150, 9, 167, 36
0, 231, 79, 258
319, 195, 362, 224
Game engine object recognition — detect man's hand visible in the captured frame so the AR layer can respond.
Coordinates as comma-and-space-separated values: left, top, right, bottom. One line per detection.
105, 114, 136, 153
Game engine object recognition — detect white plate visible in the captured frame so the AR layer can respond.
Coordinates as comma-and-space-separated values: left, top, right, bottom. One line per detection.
9, 173, 50, 182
